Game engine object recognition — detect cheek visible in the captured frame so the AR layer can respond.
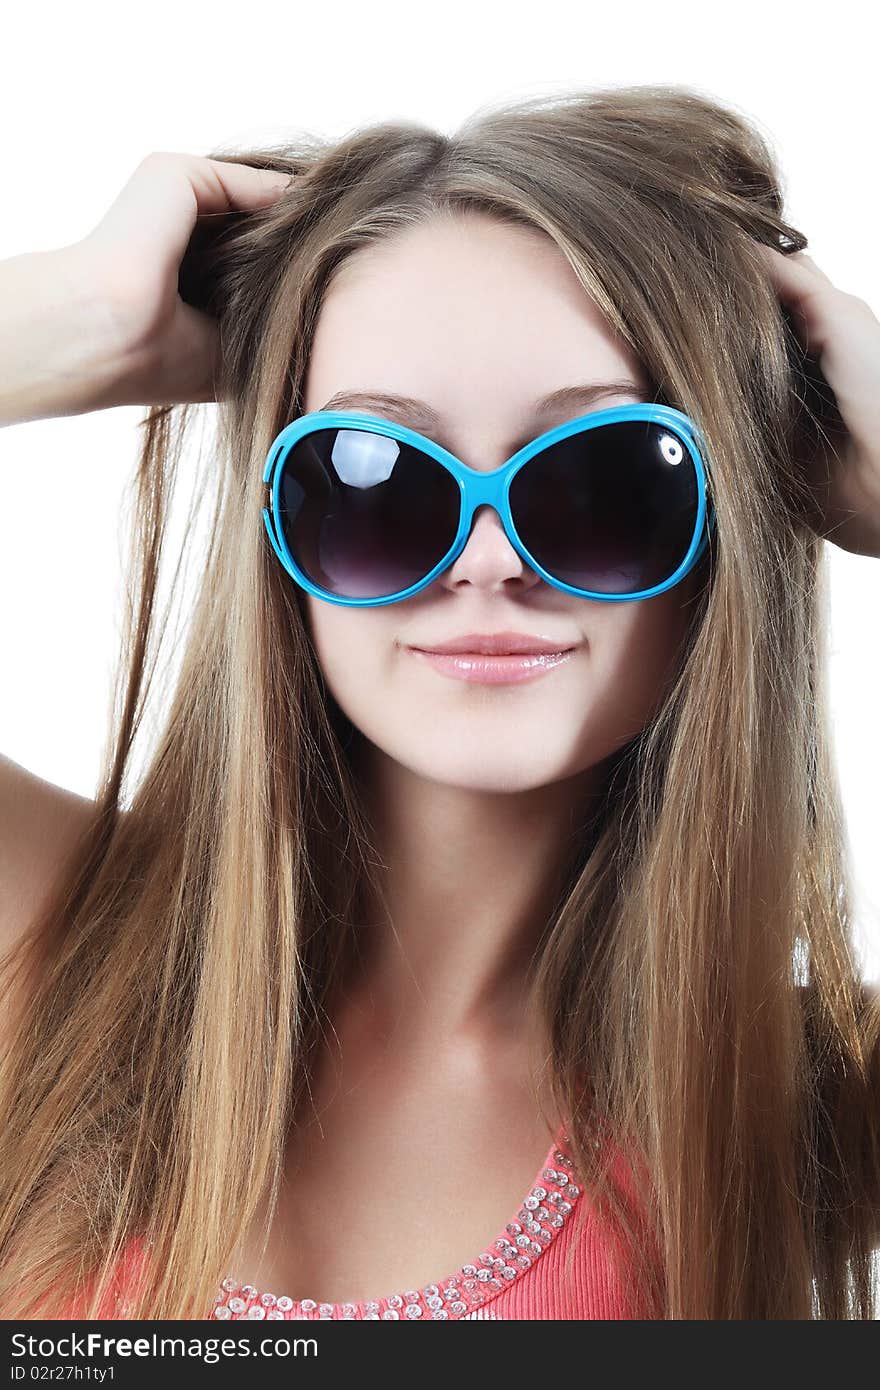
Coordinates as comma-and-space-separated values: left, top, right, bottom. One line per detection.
304, 598, 390, 707
590, 591, 695, 714
306, 598, 347, 674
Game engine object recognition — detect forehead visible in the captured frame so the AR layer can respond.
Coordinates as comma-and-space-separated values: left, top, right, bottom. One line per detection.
303, 214, 650, 422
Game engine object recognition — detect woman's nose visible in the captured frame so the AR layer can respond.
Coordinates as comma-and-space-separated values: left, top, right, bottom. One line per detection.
442, 504, 541, 592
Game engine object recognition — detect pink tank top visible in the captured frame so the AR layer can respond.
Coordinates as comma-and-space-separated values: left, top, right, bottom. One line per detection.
64, 1122, 660, 1320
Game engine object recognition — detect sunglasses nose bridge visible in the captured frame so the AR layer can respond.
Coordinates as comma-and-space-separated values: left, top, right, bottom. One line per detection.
458, 464, 510, 529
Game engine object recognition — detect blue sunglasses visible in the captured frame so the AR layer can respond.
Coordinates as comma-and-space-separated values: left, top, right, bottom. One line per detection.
262, 402, 716, 607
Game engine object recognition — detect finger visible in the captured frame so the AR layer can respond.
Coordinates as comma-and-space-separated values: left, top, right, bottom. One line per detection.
752, 243, 845, 354
754, 242, 836, 287
86, 151, 291, 285
790, 251, 835, 284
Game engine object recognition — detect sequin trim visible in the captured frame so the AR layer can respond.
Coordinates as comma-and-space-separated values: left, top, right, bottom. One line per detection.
210, 1132, 582, 1321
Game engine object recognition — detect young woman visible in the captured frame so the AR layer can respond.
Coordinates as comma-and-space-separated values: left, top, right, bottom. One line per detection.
0, 83, 878, 1321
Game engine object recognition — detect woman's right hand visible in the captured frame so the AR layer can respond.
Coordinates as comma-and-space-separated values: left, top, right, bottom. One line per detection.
0, 152, 291, 427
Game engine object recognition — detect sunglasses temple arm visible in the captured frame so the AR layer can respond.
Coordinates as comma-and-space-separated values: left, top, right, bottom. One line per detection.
693, 506, 717, 564
262, 506, 289, 570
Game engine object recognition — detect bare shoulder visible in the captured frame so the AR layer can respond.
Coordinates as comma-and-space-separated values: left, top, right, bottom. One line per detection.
0, 751, 98, 955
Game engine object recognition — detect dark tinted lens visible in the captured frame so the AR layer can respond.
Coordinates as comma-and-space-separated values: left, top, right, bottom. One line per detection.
276, 427, 460, 599
509, 420, 700, 594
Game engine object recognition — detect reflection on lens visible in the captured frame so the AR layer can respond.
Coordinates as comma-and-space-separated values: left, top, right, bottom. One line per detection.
277, 428, 460, 599
509, 420, 699, 594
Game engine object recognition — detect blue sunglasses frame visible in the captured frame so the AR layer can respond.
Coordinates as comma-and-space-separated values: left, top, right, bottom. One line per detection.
262, 402, 716, 607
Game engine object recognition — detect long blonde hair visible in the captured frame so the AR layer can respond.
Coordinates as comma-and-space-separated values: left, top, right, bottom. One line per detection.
1, 82, 878, 1319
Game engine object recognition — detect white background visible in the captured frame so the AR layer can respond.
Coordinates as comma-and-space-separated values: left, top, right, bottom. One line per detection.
1, 0, 877, 984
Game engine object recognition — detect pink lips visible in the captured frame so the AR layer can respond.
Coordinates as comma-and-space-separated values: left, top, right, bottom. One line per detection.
406, 631, 579, 685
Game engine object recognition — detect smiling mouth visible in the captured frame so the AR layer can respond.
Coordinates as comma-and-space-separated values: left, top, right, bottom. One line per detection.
405, 630, 580, 656
406, 646, 577, 685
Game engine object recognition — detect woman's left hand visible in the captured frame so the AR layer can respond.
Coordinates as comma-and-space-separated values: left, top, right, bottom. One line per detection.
755, 243, 880, 557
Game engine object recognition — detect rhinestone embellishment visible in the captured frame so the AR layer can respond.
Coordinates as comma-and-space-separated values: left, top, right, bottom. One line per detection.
209, 1130, 582, 1322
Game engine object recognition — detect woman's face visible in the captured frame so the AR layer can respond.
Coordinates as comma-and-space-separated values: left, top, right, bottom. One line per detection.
301, 213, 703, 794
